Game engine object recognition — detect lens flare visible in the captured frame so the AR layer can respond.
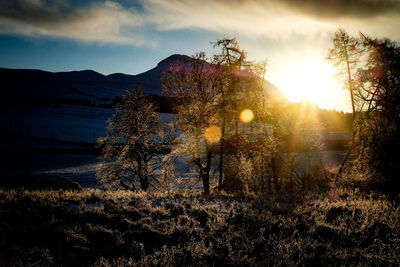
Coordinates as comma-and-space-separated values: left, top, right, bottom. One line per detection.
204, 125, 222, 143
240, 109, 254, 123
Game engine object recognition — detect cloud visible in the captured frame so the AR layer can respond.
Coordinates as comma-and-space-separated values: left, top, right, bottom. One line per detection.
140, 0, 400, 40
0, 0, 399, 45
278, 0, 400, 19
0, 0, 150, 45
140, 0, 330, 40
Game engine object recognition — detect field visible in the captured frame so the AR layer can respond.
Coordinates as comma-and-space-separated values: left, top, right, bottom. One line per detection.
1, 188, 399, 266
0, 100, 367, 267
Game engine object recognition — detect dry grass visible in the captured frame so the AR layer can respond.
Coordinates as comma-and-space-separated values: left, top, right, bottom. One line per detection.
0, 188, 399, 266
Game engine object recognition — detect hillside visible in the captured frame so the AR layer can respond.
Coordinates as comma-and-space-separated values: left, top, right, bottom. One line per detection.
0, 54, 189, 106
0, 54, 285, 107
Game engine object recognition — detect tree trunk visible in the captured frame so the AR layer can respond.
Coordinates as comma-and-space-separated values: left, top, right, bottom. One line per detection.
194, 154, 211, 195
199, 167, 210, 195
335, 129, 356, 182
335, 45, 357, 179
345, 47, 356, 117
202, 175, 210, 195
137, 156, 149, 191
218, 117, 226, 190
203, 150, 212, 195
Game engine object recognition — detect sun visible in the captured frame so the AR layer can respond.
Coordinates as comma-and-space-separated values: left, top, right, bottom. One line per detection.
273, 59, 340, 108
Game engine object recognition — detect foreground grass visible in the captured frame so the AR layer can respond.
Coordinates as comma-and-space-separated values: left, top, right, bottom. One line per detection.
0, 188, 400, 266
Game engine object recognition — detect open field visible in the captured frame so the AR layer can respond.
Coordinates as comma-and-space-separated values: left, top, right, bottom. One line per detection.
1, 188, 399, 266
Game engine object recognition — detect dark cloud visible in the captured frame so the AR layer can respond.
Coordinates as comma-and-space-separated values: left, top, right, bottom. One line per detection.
0, 0, 79, 25
277, 0, 400, 19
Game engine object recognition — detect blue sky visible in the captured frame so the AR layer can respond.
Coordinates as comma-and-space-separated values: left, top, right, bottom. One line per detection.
1, 0, 400, 111
0, 29, 219, 75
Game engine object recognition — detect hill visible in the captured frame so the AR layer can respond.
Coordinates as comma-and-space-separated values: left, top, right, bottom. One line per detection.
0, 54, 285, 107
0, 54, 190, 106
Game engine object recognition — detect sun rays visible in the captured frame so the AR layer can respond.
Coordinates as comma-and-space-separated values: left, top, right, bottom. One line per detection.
272, 58, 344, 110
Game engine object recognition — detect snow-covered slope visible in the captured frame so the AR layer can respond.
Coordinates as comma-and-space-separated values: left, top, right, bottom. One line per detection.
0, 104, 176, 149
0, 54, 284, 148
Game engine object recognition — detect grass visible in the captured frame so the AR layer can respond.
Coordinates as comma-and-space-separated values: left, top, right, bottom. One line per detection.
1, 187, 400, 266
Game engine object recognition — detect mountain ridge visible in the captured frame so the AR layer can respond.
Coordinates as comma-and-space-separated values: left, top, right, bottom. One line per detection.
0, 54, 286, 107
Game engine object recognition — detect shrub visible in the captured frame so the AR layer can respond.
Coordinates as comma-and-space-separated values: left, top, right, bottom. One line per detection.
223, 153, 253, 192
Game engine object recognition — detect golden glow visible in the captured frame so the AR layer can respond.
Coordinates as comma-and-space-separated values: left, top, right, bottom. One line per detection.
240, 109, 254, 123
270, 58, 346, 110
204, 125, 222, 143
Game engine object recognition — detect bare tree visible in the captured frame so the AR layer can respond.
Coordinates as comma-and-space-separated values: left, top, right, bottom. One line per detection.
163, 40, 268, 194
97, 86, 161, 191
328, 28, 360, 116
212, 38, 266, 190
163, 52, 219, 195
327, 28, 362, 177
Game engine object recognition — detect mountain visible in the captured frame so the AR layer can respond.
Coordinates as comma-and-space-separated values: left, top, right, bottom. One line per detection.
0, 54, 192, 107
0, 53, 285, 107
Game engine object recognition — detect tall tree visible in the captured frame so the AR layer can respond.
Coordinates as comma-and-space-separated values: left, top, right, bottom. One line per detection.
212, 38, 266, 190
163, 40, 267, 194
327, 28, 361, 177
356, 34, 400, 190
163, 52, 219, 195
328, 28, 360, 115
97, 86, 161, 191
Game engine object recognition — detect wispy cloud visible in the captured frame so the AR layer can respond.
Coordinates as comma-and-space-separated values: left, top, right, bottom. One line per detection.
1, 0, 400, 45
141, 0, 400, 39
0, 0, 150, 45
142, 0, 330, 39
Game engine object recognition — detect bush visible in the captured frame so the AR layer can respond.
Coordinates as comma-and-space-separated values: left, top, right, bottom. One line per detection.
223, 153, 253, 192
294, 163, 331, 193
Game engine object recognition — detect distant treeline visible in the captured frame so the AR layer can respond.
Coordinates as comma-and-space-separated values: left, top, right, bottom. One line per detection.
317, 108, 353, 132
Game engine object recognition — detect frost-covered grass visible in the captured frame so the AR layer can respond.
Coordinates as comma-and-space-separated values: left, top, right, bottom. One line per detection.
1, 188, 399, 266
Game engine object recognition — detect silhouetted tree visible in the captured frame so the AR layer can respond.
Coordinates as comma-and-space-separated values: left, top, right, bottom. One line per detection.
356, 34, 400, 190
97, 86, 161, 191
329, 29, 400, 191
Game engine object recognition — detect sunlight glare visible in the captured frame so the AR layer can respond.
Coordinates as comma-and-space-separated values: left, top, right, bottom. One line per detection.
240, 109, 254, 123
272, 59, 342, 110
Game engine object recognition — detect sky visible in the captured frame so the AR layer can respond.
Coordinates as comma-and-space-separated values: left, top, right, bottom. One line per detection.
1, 0, 400, 112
